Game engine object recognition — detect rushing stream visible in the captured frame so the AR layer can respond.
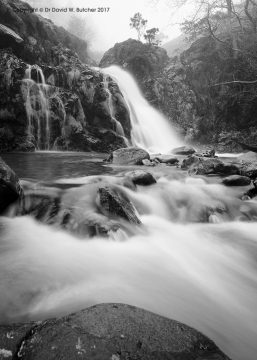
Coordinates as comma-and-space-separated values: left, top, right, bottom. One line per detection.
1, 68, 257, 360
0, 152, 257, 360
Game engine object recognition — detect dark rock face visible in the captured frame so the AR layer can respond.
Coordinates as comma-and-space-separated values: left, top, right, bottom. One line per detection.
0, 0, 132, 152
0, 156, 23, 213
0, 303, 231, 360
222, 175, 251, 186
97, 186, 141, 225
0, 0, 91, 64
110, 147, 150, 165
125, 170, 156, 186
100, 39, 169, 81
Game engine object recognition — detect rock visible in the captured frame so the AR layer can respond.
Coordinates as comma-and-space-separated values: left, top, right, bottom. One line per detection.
239, 162, 257, 179
125, 170, 156, 186
0, 304, 231, 360
142, 159, 155, 166
181, 155, 200, 170
184, 156, 241, 176
238, 152, 257, 162
0, 24, 23, 43
222, 175, 251, 186
97, 186, 141, 224
195, 149, 216, 157
100, 39, 169, 80
153, 155, 179, 164
171, 145, 196, 155
111, 147, 150, 165
0, 157, 23, 213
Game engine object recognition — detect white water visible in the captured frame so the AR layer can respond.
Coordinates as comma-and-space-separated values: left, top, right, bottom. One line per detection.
1, 173, 257, 359
102, 66, 181, 153
22, 65, 51, 150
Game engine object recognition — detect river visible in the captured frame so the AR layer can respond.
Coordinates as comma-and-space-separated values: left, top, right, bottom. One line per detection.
0, 151, 257, 360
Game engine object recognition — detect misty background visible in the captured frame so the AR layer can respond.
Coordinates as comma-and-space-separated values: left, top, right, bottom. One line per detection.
25, 0, 196, 59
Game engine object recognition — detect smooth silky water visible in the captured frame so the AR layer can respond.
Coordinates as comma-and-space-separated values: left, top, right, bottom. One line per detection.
0, 152, 257, 360
1, 67, 257, 360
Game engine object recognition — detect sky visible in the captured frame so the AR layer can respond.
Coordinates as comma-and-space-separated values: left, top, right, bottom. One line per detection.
26, 0, 197, 51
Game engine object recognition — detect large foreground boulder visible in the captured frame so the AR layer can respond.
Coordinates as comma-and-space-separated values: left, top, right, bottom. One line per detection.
0, 303, 231, 360
110, 147, 150, 165
0, 157, 23, 213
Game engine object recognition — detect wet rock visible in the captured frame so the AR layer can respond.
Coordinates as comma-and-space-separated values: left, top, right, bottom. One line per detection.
171, 145, 196, 155
240, 162, 257, 179
142, 159, 155, 166
153, 155, 179, 165
222, 175, 251, 186
97, 186, 141, 224
0, 24, 23, 44
181, 155, 200, 170
0, 303, 231, 360
111, 147, 150, 165
195, 149, 216, 158
0, 157, 23, 213
237, 151, 257, 162
125, 170, 156, 186
184, 156, 241, 176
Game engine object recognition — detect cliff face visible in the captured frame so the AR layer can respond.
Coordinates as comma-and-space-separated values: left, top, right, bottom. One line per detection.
0, 0, 131, 152
100, 35, 257, 151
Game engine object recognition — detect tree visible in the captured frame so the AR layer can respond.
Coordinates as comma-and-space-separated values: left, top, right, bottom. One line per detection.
144, 27, 160, 45
130, 13, 148, 41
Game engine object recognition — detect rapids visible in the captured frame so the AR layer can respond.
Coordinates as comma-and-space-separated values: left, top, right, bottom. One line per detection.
0, 153, 257, 360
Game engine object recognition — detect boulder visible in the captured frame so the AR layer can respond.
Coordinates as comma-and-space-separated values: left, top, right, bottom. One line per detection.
0, 303, 231, 360
237, 151, 257, 162
97, 186, 141, 224
171, 145, 196, 155
181, 155, 200, 170
222, 175, 251, 186
0, 157, 23, 213
142, 159, 155, 166
195, 149, 216, 158
183, 156, 241, 176
153, 155, 179, 165
111, 147, 150, 165
125, 170, 156, 186
240, 162, 257, 179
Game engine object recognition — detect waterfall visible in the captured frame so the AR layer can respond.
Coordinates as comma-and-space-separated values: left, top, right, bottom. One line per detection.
22, 65, 51, 150
102, 65, 181, 153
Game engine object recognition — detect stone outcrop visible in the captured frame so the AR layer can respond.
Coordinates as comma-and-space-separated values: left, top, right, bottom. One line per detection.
0, 303, 231, 360
0, 156, 23, 213
100, 39, 169, 81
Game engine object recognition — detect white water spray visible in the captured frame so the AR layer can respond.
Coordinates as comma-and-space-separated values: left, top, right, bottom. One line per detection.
22, 65, 51, 150
102, 65, 181, 153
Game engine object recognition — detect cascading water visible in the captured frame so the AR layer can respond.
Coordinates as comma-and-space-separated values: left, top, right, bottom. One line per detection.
102, 65, 181, 153
22, 65, 51, 150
